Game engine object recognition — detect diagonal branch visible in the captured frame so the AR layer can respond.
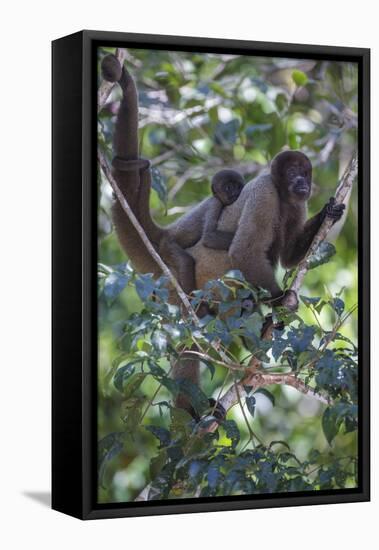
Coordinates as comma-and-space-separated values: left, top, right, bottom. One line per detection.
291, 152, 358, 295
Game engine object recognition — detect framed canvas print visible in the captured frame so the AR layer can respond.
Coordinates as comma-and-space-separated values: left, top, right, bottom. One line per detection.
52, 30, 370, 519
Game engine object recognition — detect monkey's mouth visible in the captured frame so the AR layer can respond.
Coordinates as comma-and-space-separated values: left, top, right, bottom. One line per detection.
293, 185, 309, 198
224, 194, 241, 205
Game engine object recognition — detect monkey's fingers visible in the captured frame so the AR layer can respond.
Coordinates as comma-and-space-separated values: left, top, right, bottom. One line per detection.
325, 198, 346, 221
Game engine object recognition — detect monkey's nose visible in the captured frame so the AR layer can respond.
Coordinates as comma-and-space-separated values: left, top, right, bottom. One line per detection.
295, 176, 305, 185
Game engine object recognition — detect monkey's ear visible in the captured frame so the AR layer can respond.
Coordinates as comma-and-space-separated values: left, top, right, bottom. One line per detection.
101, 54, 122, 83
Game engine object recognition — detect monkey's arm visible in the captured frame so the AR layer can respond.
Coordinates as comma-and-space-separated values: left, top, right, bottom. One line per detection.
202, 197, 235, 250
228, 184, 282, 298
281, 198, 346, 268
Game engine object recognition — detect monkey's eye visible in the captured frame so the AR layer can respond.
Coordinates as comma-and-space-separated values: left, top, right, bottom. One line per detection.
287, 168, 297, 178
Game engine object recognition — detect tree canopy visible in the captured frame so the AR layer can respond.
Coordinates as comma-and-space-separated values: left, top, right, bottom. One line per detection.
97, 47, 358, 503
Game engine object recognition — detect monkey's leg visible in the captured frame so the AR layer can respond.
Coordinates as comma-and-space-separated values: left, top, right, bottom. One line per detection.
202, 229, 235, 250
201, 198, 236, 250
159, 237, 197, 296
229, 244, 282, 299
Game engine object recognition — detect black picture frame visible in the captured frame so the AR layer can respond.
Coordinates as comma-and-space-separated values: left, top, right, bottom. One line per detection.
52, 30, 370, 520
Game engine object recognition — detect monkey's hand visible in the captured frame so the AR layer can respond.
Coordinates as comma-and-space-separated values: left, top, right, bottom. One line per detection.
323, 197, 346, 223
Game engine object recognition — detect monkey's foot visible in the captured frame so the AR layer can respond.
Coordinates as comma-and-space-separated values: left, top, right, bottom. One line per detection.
280, 289, 299, 312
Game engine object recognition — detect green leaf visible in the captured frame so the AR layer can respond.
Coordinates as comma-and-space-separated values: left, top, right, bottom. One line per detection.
103, 271, 130, 304
177, 379, 210, 417
121, 373, 147, 399
307, 242, 336, 269
322, 407, 343, 445
135, 274, 156, 301
271, 334, 288, 361
330, 297, 345, 316
98, 432, 124, 487
113, 362, 137, 392
244, 312, 262, 337
200, 358, 215, 380
150, 450, 167, 479
151, 330, 167, 353
222, 419, 240, 449
224, 269, 246, 283
300, 295, 321, 307
170, 407, 193, 440
245, 395, 256, 417
292, 69, 308, 87
287, 325, 315, 353
207, 464, 222, 489
145, 425, 171, 448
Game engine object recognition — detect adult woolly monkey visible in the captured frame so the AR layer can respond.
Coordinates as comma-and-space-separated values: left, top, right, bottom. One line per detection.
100, 54, 345, 417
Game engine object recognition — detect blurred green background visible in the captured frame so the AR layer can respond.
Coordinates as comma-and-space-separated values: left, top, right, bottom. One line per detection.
97, 47, 358, 503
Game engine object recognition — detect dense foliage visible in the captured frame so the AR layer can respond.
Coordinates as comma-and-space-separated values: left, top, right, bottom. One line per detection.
97, 47, 358, 503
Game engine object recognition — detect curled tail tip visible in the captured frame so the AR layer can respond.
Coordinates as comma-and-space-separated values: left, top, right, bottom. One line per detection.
101, 54, 123, 83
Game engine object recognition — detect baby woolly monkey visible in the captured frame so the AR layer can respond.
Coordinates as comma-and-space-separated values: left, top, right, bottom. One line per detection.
159, 169, 245, 297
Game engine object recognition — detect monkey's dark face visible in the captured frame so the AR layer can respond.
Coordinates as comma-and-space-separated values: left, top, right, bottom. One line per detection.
212, 169, 245, 206
271, 151, 312, 202
285, 161, 312, 200
216, 180, 244, 205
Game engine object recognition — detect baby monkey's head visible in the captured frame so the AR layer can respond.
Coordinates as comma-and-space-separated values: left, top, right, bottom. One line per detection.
211, 169, 245, 206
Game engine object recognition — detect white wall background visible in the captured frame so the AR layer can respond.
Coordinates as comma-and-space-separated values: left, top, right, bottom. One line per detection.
1, 1, 376, 548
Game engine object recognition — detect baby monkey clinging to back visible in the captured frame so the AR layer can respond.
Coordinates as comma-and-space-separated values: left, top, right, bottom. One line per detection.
158, 169, 245, 297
